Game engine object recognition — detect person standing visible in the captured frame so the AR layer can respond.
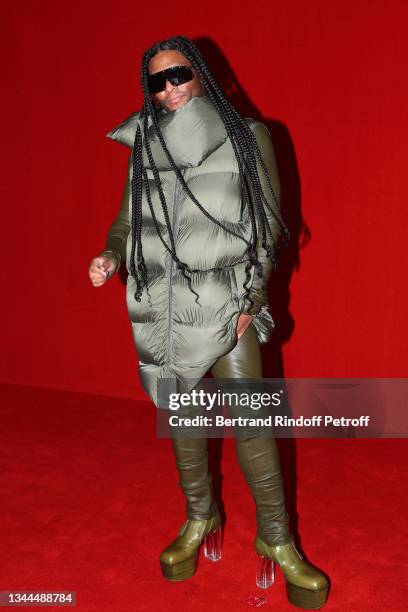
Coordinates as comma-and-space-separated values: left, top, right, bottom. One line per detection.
88, 35, 329, 609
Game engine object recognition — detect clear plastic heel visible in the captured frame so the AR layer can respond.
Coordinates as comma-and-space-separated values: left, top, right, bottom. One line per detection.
256, 554, 275, 589
203, 525, 222, 561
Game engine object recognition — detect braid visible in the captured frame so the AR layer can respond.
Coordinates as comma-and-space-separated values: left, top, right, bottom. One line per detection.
130, 35, 290, 310
129, 123, 144, 300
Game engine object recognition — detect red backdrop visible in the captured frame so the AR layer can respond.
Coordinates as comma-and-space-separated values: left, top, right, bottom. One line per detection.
1, 0, 407, 400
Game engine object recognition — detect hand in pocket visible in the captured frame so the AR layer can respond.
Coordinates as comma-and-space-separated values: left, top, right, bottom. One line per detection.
236, 313, 253, 340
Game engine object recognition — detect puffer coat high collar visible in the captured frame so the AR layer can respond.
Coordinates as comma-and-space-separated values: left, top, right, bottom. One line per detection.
143, 95, 228, 170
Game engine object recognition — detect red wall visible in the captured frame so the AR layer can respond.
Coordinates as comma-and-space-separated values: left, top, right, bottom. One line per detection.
1, 0, 407, 400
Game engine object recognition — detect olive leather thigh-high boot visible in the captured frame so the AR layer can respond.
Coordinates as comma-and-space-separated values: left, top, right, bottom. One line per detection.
235, 434, 292, 545
159, 425, 221, 582
170, 435, 218, 521
211, 325, 291, 544
211, 324, 330, 609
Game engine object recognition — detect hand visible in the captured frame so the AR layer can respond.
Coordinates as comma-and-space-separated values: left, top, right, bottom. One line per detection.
88, 255, 118, 287
236, 313, 253, 340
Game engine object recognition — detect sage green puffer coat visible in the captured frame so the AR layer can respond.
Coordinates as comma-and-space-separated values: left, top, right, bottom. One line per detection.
101, 95, 282, 406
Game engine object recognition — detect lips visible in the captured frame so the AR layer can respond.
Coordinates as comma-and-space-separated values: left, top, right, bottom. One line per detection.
169, 95, 183, 103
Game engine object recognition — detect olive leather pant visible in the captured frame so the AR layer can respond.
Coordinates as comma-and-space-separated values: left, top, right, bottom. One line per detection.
170, 323, 292, 546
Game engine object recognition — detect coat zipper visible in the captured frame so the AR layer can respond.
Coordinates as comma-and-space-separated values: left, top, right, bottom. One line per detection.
166, 176, 183, 365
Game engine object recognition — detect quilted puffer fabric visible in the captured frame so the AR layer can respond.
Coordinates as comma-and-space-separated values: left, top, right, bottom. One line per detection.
102, 94, 281, 406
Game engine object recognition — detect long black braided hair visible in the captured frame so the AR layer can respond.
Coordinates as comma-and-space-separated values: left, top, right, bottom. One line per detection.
130, 35, 290, 310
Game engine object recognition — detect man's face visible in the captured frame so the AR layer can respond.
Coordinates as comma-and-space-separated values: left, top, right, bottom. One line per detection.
148, 50, 204, 112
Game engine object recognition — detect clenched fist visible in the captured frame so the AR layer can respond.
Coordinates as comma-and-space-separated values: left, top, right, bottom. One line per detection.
88, 255, 119, 287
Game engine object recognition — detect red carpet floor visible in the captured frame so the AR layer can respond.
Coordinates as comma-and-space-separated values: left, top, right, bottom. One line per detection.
0, 382, 407, 611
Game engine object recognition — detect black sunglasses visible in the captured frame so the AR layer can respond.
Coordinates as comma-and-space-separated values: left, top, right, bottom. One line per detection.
147, 65, 195, 95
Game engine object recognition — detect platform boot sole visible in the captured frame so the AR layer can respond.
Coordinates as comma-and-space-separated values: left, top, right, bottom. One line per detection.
160, 549, 199, 581
286, 581, 329, 610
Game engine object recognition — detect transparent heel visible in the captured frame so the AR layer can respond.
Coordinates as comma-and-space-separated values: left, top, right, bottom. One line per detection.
256, 554, 275, 589
203, 525, 222, 561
